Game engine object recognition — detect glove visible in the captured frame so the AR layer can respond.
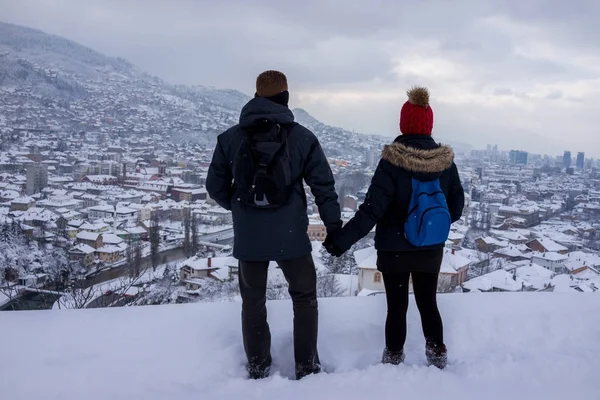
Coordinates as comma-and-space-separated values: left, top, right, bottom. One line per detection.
323, 231, 345, 257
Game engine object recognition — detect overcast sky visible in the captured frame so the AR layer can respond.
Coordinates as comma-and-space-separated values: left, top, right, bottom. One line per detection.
2, 0, 600, 156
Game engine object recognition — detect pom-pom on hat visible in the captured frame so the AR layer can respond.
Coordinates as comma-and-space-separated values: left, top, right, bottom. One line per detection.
399, 86, 434, 135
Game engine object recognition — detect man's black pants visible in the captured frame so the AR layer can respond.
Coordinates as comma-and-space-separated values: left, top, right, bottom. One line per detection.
239, 254, 320, 379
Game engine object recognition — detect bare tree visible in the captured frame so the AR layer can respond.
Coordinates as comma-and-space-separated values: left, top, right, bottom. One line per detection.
437, 274, 457, 293
149, 211, 160, 271
183, 209, 192, 257
317, 272, 344, 298
191, 213, 199, 256
54, 217, 68, 246
37, 220, 48, 249
54, 281, 100, 310
467, 251, 493, 279
0, 269, 21, 311
58, 243, 151, 309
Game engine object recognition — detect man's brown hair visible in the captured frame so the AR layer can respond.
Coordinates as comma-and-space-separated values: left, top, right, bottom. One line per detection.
256, 70, 288, 97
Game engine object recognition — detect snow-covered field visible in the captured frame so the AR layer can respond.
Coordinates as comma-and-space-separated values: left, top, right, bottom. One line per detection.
1, 294, 599, 400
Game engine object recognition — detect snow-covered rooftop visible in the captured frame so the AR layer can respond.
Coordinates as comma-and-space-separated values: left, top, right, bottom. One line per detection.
515, 264, 554, 290
440, 249, 470, 274
76, 231, 100, 241
463, 269, 526, 292
69, 243, 96, 255
534, 238, 568, 252
531, 252, 568, 262
354, 246, 377, 270
181, 255, 237, 271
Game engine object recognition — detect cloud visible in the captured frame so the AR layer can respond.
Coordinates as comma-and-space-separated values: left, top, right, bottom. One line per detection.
0, 0, 599, 156
545, 91, 563, 100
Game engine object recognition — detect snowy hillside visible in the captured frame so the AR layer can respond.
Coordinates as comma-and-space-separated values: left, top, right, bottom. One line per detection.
1, 294, 598, 400
0, 21, 384, 152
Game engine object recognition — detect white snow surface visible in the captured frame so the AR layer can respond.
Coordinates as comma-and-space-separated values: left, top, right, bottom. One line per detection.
1, 294, 599, 400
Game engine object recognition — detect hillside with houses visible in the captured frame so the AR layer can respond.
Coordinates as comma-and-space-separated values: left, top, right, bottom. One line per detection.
1, 23, 600, 311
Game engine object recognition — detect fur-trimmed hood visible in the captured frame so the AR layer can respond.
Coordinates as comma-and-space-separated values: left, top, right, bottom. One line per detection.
381, 141, 454, 174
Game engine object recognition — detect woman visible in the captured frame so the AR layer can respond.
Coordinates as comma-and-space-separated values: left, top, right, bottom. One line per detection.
325, 87, 464, 369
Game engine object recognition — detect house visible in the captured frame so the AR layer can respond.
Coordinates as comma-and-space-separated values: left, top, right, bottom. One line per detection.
10, 196, 36, 211
455, 248, 491, 271
101, 233, 124, 246
527, 238, 569, 254
76, 231, 103, 249
68, 243, 96, 267
58, 210, 82, 221
354, 247, 468, 294
463, 269, 526, 292
354, 247, 383, 293
531, 252, 568, 273
438, 249, 470, 293
66, 226, 78, 239
13, 207, 59, 229
493, 246, 529, 262
0, 189, 20, 204
307, 219, 327, 242
121, 226, 148, 241
82, 175, 119, 185
37, 197, 84, 211
447, 231, 464, 245
179, 256, 237, 290
498, 205, 540, 227
563, 251, 600, 275
115, 206, 138, 221
96, 245, 125, 263
75, 193, 100, 209
18, 273, 48, 288
573, 267, 600, 285
171, 188, 207, 202
79, 222, 110, 233
206, 207, 232, 224
515, 264, 554, 291
88, 205, 114, 220
67, 219, 85, 230
475, 237, 507, 253
135, 205, 153, 222
490, 230, 529, 244
342, 195, 358, 211
549, 274, 598, 293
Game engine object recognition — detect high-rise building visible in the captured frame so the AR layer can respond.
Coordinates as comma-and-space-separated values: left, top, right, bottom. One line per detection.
563, 151, 572, 169
26, 163, 48, 195
576, 152, 585, 169
365, 148, 380, 168
476, 167, 484, 181
509, 150, 528, 165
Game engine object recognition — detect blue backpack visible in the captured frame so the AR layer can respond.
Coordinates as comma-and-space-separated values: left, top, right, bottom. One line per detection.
404, 178, 451, 247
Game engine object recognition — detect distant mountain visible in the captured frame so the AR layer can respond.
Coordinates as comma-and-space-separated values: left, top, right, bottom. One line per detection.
0, 21, 382, 158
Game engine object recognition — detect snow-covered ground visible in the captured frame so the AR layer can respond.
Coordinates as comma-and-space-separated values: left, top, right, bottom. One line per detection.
1, 294, 599, 400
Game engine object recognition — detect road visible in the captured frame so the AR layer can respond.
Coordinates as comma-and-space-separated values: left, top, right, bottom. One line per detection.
199, 228, 234, 243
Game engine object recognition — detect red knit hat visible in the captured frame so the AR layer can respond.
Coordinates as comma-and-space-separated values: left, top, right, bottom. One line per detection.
399, 87, 434, 135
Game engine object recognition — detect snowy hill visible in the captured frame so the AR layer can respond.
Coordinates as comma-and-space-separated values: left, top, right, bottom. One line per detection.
0, 21, 384, 153
1, 294, 598, 399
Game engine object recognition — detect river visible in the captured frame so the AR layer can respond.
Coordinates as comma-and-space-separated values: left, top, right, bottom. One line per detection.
83, 246, 189, 287
2, 236, 234, 311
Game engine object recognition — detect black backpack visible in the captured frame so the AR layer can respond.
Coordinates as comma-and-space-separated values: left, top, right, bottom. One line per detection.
232, 120, 297, 208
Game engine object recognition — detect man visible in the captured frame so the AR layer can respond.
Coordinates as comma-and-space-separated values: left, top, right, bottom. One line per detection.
207, 70, 342, 380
